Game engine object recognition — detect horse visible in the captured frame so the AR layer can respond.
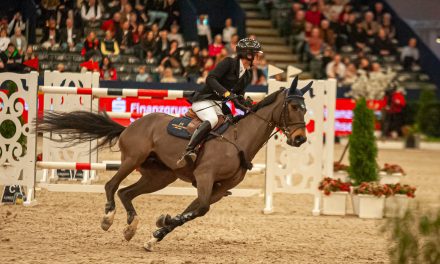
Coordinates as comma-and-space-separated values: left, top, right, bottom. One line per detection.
36, 77, 312, 251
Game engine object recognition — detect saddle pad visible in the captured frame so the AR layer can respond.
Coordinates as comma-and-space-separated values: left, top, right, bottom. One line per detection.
167, 117, 230, 140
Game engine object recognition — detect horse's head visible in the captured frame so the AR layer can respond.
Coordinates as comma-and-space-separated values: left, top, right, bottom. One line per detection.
278, 77, 312, 147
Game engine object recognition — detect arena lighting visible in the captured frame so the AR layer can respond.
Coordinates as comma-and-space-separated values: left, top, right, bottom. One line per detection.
436, 36, 440, 44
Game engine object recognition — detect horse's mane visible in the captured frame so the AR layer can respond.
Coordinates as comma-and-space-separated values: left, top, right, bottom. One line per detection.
233, 88, 285, 123
250, 88, 285, 112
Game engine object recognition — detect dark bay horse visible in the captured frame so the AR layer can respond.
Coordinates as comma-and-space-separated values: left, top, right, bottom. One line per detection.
37, 77, 312, 251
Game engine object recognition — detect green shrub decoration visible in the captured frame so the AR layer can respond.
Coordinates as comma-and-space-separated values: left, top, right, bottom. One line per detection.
348, 98, 378, 185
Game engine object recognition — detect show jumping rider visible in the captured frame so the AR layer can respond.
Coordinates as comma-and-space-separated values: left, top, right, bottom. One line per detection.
176, 38, 263, 168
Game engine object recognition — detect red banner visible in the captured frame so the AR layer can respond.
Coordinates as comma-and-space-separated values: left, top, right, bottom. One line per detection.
29, 94, 387, 136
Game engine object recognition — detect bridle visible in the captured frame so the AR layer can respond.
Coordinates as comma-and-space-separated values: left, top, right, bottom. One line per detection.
247, 90, 306, 139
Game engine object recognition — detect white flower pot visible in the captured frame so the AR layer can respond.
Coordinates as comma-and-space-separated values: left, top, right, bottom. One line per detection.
333, 171, 349, 182
357, 194, 385, 219
385, 194, 410, 218
322, 191, 349, 216
380, 173, 403, 185
351, 193, 360, 215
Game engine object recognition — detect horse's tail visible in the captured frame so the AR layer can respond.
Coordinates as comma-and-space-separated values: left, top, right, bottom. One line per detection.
35, 111, 126, 150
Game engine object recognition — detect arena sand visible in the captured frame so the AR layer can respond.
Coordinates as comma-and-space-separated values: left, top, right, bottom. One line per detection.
1, 143, 439, 264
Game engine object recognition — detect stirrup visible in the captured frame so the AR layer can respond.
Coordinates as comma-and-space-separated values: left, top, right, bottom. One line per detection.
176, 151, 197, 168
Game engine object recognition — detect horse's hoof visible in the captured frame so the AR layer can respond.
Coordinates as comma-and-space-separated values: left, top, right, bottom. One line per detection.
143, 237, 158, 252
101, 210, 116, 231
123, 216, 139, 241
155, 214, 171, 228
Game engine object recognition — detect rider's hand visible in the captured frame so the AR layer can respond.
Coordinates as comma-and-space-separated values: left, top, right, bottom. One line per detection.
224, 91, 237, 100
232, 97, 251, 112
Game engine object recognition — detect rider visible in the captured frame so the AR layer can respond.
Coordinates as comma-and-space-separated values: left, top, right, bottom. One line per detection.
176, 38, 263, 168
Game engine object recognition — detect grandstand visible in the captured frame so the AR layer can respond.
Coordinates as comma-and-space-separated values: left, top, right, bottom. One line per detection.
0, 0, 437, 91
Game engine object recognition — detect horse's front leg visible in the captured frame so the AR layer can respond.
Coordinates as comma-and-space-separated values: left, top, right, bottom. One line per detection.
144, 172, 215, 251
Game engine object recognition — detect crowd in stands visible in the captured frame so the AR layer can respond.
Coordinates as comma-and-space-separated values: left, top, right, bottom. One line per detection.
0, 0, 422, 88
273, 0, 421, 85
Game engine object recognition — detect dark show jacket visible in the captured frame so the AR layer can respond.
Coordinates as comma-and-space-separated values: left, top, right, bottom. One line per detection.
192, 57, 252, 102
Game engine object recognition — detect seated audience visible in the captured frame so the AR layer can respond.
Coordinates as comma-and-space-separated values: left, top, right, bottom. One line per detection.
136, 65, 152, 82
160, 67, 177, 83
167, 24, 184, 48
100, 56, 117, 80
208, 34, 224, 57
81, 0, 102, 26
41, 17, 60, 49
222, 18, 237, 43
0, 28, 10, 52
101, 30, 120, 58
400, 38, 419, 71
9, 28, 27, 54
326, 54, 346, 80
60, 18, 82, 51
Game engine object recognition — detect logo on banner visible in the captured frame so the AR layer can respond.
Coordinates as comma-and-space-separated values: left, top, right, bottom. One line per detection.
1, 185, 26, 205
112, 97, 126, 112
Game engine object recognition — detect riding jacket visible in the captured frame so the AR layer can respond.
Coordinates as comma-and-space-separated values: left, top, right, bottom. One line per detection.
191, 57, 252, 103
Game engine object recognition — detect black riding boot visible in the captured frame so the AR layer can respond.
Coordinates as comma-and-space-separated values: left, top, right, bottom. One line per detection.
176, 121, 212, 168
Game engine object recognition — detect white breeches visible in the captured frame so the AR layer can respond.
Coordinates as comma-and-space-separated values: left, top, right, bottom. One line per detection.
191, 100, 223, 127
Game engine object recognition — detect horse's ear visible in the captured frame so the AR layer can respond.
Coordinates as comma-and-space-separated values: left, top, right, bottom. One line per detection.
300, 81, 313, 95
287, 76, 299, 96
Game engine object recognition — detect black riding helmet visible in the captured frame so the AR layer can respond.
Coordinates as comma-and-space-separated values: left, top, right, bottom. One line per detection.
236, 38, 263, 66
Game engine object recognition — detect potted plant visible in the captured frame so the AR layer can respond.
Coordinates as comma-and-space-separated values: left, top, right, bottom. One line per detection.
385, 183, 416, 218
319, 177, 351, 216
379, 163, 406, 184
333, 161, 349, 182
353, 182, 393, 219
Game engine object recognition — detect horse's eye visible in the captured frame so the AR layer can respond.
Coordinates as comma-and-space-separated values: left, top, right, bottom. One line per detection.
291, 105, 298, 111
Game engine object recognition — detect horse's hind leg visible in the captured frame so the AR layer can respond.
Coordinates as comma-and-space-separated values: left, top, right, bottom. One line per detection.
118, 162, 177, 241
101, 155, 140, 231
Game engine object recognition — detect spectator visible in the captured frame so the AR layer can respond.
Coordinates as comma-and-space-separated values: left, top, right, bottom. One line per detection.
373, 2, 385, 24
8, 12, 25, 37
101, 12, 122, 37
56, 63, 65, 72
358, 57, 371, 73
81, 0, 102, 26
382, 87, 406, 138
185, 55, 201, 82
215, 48, 228, 65
326, 54, 346, 80
222, 18, 237, 43
290, 10, 306, 50
197, 15, 212, 50
251, 60, 267, 85
156, 29, 170, 58
60, 18, 82, 51
400, 38, 419, 71
119, 21, 134, 53
141, 30, 158, 58
160, 67, 177, 83
145, 0, 168, 29
0, 43, 23, 72
82, 31, 101, 61
129, 12, 139, 34
225, 33, 239, 56
100, 56, 117, 80
362, 11, 379, 39
9, 28, 27, 54
150, 23, 160, 38
133, 24, 146, 45
101, 30, 120, 58
167, 24, 184, 48
258, 56, 268, 80
382, 13, 396, 40
41, 17, 60, 50
160, 40, 182, 72
136, 65, 152, 82
23, 45, 36, 61
307, 28, 324, 58
164, 0, 180, 29
305, 3, 322, 26
208, 34, 224, 57
343, 63, 357, 85
0, 28, 10, 52
145, 50, 158, 65
373, 28, 395, 57
196, 70, 209, 84
351, 20, 368, 51
120, 3, 133, 23
203, 57, 215, 72
320, 19, 335, 47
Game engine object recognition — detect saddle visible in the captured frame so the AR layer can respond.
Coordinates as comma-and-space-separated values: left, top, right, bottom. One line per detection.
166, 108, 230, 140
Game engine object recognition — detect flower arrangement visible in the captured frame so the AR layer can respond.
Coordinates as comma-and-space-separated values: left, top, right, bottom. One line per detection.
347, 68, 396, 100
381, 163, 406, 175
386, 183, 416, 198
333, 161, 349, 172
353, 182, 393, 197
318, 177, 351, 195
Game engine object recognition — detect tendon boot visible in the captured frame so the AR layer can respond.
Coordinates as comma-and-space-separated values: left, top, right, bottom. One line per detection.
176, 121, 212, 168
